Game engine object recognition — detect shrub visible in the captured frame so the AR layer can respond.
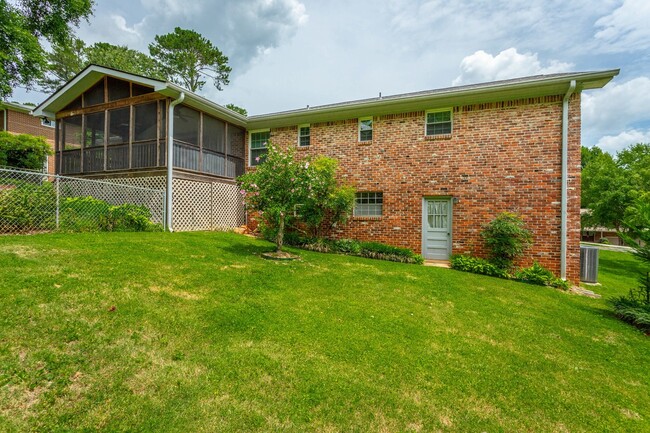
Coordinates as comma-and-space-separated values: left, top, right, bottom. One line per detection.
358, 241, 424, 264
333, 238, 361, 255
609, 296, 650, 333
450, 255, 511, 278
516, 262, 569, 290
0, 182, 56, 232
59, 196, 162, 232
481, 212, 532, 270
0, 131, 52, 170
280, 233, 423, 264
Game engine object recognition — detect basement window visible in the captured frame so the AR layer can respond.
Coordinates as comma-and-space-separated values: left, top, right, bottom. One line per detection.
354, 192, 383, 217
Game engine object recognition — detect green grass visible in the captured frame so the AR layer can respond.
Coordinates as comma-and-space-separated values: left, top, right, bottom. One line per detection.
0, 232, 648, 432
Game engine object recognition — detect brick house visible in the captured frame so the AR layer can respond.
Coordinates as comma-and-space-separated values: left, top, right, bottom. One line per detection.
33, 65, 619, 282
1, 101, 56, 174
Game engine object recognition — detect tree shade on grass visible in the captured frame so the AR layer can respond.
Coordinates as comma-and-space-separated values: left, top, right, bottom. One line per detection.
0, 232, 648, 432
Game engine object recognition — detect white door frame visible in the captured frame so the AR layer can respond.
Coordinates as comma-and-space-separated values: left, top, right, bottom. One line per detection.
421, 196, 453, 260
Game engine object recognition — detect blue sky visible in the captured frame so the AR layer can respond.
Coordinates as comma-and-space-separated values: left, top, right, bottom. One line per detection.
14, 0, 650, 153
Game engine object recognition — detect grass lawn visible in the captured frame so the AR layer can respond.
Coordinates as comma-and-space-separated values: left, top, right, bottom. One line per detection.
1, 232, 648, 432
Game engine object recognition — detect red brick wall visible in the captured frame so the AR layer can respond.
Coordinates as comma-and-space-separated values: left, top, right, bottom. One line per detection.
3, 110, 56, 174
247, 94, 582, 282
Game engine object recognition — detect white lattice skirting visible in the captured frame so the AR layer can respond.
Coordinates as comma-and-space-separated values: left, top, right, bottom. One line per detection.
94, 176, 245, 232
172, 178, 245, 231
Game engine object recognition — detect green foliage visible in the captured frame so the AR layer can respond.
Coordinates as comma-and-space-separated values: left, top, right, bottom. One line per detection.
284, 234, 423, 264
149, 27, 231, 92
481, 212, 532, 270
0, 131, 52, 170
582, 143, 650, 231
39, 37, 163, 92
450, 255, 511, 278
0, 0, 94, 98
0, 182, 55, 232
238, 142, 309, 252
296, 156, 355, 238
38, 35, 85, 92
225, 103, 247, 116
239, 143, 353, 252
515, 262, 569, 290
358, 241, 424, 264
86, 42, 163, 79
609, 293, 650, 333
60, 196, 162, 232
620, 192, 650, 265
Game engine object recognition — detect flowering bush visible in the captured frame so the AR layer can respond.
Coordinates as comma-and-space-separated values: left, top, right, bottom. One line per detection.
238, 141, 353, 252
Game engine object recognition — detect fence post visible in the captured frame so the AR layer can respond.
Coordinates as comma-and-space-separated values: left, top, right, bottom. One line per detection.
55, 176, 60, 230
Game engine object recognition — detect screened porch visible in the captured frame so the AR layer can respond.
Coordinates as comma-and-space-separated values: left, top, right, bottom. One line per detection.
55, 76, 245, 180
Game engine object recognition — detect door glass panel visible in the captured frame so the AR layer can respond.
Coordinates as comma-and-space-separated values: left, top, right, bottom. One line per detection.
427, 200, 449, 229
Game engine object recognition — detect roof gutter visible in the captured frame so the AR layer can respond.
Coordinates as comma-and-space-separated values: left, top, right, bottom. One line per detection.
166, 92, 185, 232
561, 80, 576, 280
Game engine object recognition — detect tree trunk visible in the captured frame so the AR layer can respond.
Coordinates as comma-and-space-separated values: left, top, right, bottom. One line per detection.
276, 213, 285, 252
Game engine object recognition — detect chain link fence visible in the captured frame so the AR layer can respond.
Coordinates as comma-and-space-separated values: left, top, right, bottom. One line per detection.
0, 167, 165, 235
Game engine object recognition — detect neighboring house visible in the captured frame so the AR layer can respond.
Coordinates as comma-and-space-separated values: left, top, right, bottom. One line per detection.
33, 65, 619, 282
580, 209, 641, 246
1, 101, 56, 174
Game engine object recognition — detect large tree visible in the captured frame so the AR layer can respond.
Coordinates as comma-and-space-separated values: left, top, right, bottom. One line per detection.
39, 37, 163, 92
0, 0, 94, 98
581, 143, 650, 231
86, 43, 164, 79
38, 35, 86, 92
149, 27, 231, 92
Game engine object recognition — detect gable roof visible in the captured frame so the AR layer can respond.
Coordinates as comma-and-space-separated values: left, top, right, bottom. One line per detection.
32, 65, 619, 130
31, 64, 248, 127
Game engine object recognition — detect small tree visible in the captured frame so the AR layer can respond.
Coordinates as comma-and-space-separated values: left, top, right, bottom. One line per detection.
238, 142, 309, 252
149, 27, 231, 92
481, 212, 532, 270
238, 142, 354, 253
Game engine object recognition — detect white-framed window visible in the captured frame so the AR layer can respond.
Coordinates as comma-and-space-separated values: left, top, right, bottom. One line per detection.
249, 129, 270, 166
359, 117, 373, 142
298, 124, 310, 147
425, 109, 452, 136
40, 118, 55, 128
354, 192, 383, 217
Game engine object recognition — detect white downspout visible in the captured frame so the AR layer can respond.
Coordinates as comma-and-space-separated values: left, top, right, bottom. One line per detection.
166, 92, 185, 232
2, 109, 6, 132
561, 80, 576, 280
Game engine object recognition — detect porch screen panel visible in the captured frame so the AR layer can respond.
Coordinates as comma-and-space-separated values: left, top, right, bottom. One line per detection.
61, 116, 82, 174
203, 115, 226, 176
173, 105, 200, 171
83, 112, 105, 172
158, 100, 166, 167
107, 107, 130, 170
84, 80, 105, 106
107, 77, 130, 102
133, 102, 158, 168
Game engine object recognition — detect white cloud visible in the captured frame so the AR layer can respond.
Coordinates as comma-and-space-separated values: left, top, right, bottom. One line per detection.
452, 48, 573, 86
582, 76, 650, 134
594, 129, 650, 153
594, 0, 650, 52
